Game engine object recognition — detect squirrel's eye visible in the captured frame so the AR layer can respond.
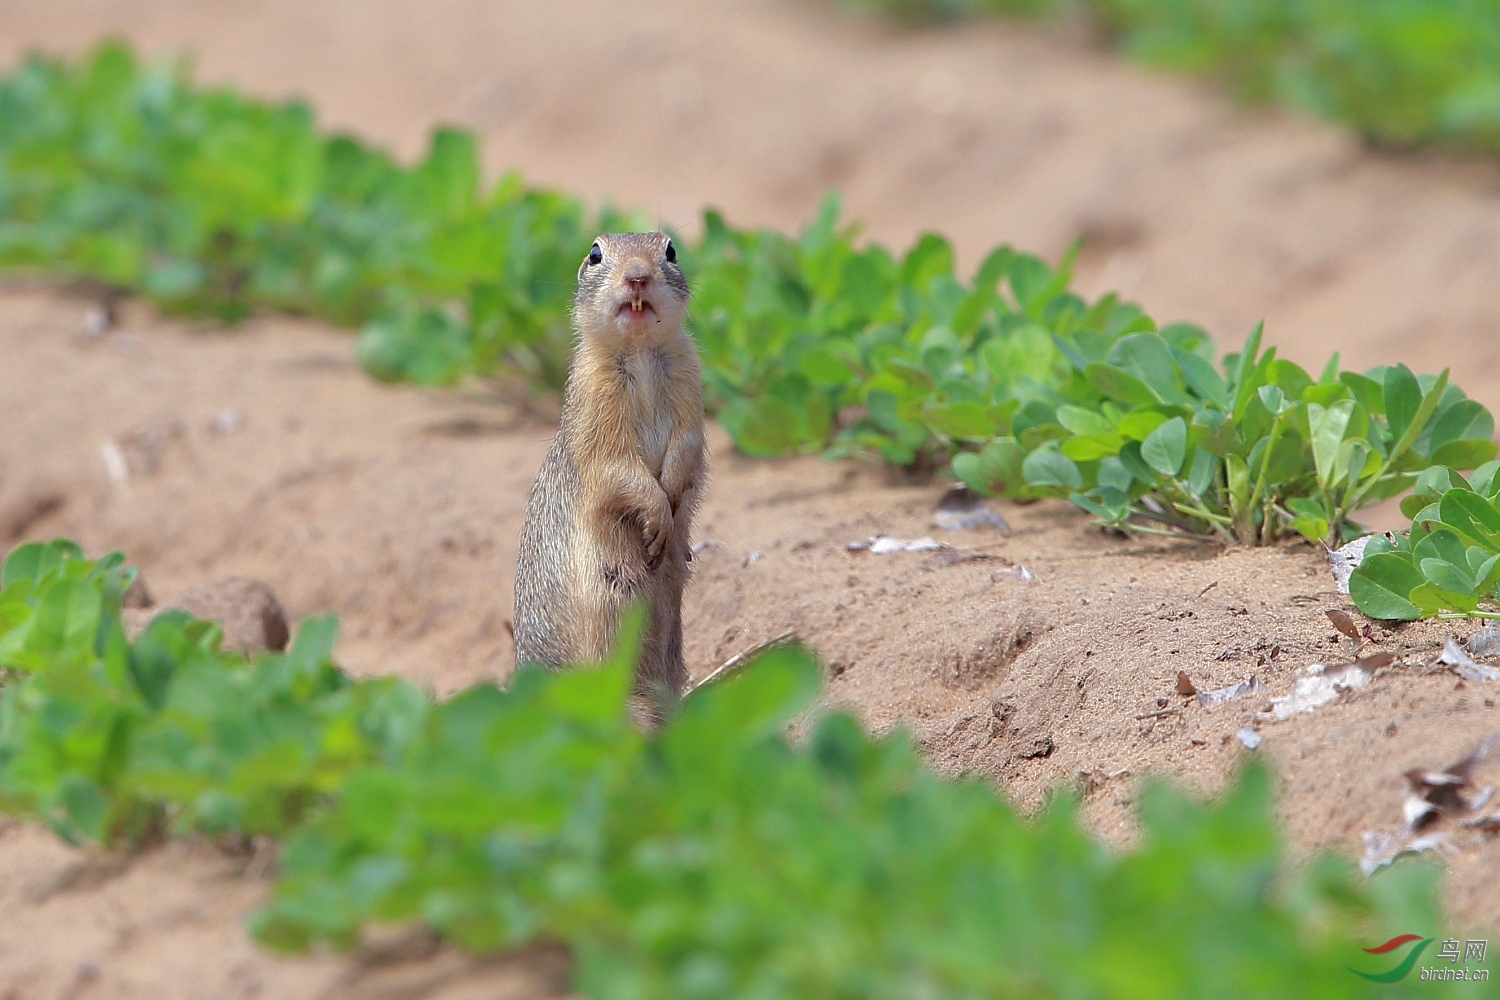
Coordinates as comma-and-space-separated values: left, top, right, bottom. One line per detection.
664, 240, 676, 263
587, 242, 603, 266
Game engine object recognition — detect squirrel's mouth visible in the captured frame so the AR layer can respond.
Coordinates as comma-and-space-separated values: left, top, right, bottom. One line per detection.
616, 296, 658, 322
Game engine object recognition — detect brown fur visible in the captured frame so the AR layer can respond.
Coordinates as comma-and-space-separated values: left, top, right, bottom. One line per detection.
513, 233, 705, 710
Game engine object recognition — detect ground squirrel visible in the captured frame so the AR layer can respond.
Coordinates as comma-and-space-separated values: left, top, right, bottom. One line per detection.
514, 232, 705, 707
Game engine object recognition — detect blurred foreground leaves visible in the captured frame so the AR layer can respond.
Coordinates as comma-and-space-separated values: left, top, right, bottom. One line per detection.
0, 538, 1484, 998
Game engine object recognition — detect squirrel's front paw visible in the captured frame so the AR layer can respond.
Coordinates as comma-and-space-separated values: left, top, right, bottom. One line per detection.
641, 506, 674, 570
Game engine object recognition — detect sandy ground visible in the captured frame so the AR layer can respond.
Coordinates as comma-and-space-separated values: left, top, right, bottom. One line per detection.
2, 1, 1500, 996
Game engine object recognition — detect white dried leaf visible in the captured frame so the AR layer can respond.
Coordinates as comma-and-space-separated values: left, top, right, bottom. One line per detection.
1402, 794, 1438, 831
848, 536, 947, 554
1262, 663, 1370, 722
1197, 675, 1264, 708
1466, 623, 1500, 659
211, 407, 245, 434
1462, 812, 1500, 831
1360, 828, 1452, 876
1439, 636, 1500, 683
1409, 770, 1465, 788
1406, 831, 1455, 857
1360, 829, 1401, 875
99, 439, 129, 485
82, 304, 113, 337
1328, 535, 1376, 594
1236, 728, 1262, 750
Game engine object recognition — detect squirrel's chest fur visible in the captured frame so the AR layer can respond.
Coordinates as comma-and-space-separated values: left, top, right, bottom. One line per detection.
565, 340, 698, 475
618, 349, 672, 473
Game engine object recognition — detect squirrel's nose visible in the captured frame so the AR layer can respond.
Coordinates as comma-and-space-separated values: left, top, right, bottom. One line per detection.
623, 261, 653, 289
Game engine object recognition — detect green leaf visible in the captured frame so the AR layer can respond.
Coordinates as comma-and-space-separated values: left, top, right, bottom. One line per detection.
1084, 362, 1159, 406
1429, 438, 1498, 470
718, 396, 807, 457
1055, 404, 1114, 437
1230, 322, 1266, 418
1105, 333, 1186, 404
2, 539, 84, 587
1438, 489, 1500, 550
1070, 487, 1129, 524
1186, 446, 1216, 499
1116, 410, 1168, 442
923, 401, 993, 441
1389, 368, 1449, 463
1383, 364, 1423, 443
1428, 398, 1494, 449
1169, 344, 1228, 407
1060, 433, 1126, 462
1286, 498, 1329, 543
1472, 461, 1500, 497
952, 438, 1027, 497
1140, 416, 1188, 477
671, 643, 821, 750
1410, 583, 1479, 615
1349, 552, 1426, 621
1333, 438, 1372, 492
1420, 558, 1476, 597
30, 577, 104, 657
1308, 400, 1355, 488
1021, 444, 1083, 490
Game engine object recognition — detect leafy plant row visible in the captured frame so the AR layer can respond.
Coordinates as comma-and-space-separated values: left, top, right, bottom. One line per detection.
0, 538, 1478, 998
1349, 460, 1500, 620
835, 0, 1500, 155
2, 43, 1495, 546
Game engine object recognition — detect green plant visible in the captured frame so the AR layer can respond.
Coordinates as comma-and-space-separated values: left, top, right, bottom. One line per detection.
4, 45, 1494, 547
0, 538, 1479, 998
0, 539, 425, 842
1347, 460, 1500, 620
955, 325, 1496, 544
834, 0, 1500, 155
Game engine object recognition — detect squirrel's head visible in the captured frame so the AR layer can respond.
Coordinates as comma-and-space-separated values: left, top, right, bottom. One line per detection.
573, 232, 689, 342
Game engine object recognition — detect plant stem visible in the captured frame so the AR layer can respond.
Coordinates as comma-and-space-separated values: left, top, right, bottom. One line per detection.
1248, 412, 1283, 511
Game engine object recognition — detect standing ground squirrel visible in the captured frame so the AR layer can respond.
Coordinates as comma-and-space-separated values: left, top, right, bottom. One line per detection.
514, 232, 705, 707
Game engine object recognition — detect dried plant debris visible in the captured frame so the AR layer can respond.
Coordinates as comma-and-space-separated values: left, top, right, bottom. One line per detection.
1362, 735, 1500, 875
1261, 662, 1372, 722
993, 565, 1035, 583
1174, 671, 1197, 697
1436, 636, 1500, 683
847, 536, 947, 554
1360, 829, 1454, 876
1328, 534, 1396, 594
1466, 622, 1500, 659
1196, 674, 1264, 708
1327, 536, 1376, 594
1325, 608, 1361, 640
932, 485, 1009, 532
